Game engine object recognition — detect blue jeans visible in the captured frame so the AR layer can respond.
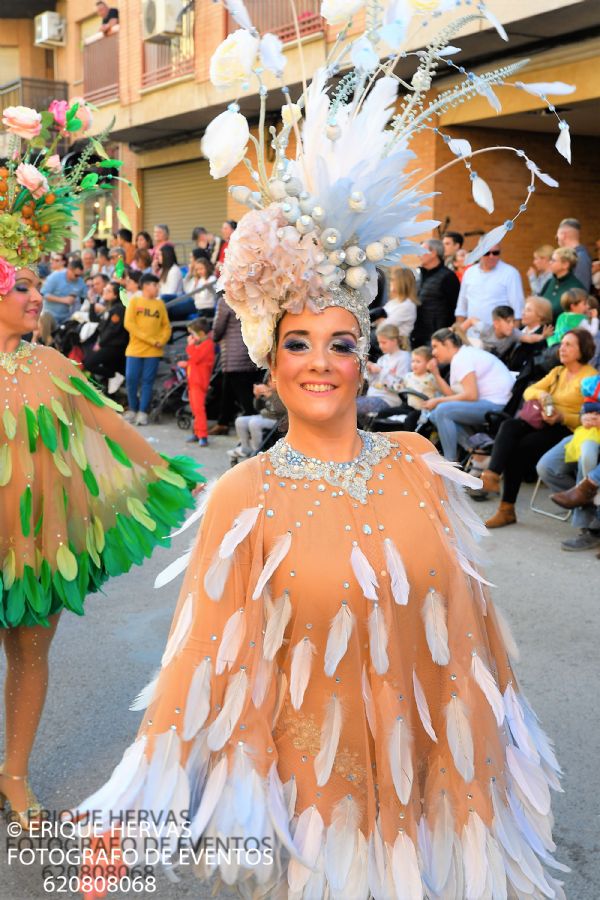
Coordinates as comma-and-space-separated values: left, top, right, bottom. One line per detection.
429, 399, 504, 461
165, 297, 197, 321
537, 436, 600, 530
126, 357, 160, 413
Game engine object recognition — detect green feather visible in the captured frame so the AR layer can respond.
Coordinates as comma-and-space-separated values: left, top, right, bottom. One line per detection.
6, 580, 25, 627
52, 450, 72, 477
2, 408, 17, 440
82, 466, 100, 497
126, 496, 156, 532
34, 509, 44, 537
56, 544, 78, 581
37, 405, 58, 453
105, 436, 132, 468
20, 486, 32, 537
50, 398, 70, 426
24, 406, 39, 452
152, 464, 186, 488
59, 420, 70, 450
0, 444, 11, 486
69, 376, 104, 407
50, 374, 80, 396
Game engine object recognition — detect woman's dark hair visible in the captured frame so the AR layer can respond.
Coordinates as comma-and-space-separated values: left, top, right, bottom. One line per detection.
106, 281, 120, 301
431, 327, 465, 348
196, 257, 214, 277
133, 248, 152, 269
563, 328, 596, 364
159, 244, 178, 273
135, 230, 153, 249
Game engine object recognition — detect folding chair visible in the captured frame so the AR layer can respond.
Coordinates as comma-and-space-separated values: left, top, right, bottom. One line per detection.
529, 478, 571, 522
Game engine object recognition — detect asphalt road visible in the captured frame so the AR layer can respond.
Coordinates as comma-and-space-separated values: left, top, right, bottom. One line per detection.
0, 420, 598, 900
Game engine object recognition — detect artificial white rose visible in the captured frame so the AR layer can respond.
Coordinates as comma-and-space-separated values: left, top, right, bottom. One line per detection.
281, 103, 302, 127
201, 110, 250, 179
241, 314, 276, 367
209, 29, 259, 89
320, 0, 365, 25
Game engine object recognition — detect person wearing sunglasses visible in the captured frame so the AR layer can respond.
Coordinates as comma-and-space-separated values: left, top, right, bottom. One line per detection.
455, 243, 525, 341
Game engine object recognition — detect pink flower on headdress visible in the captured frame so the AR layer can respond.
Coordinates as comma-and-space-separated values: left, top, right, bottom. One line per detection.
49, 99, 68, 129
2, 105, 42, 140
69, 97, 93, 132
0, 258, 16, 295
45, 154, 61, 173
16, 163, 49, 199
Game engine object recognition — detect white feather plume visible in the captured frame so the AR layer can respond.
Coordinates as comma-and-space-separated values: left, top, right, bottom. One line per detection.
485, 831, 508, 900
456, 549, 495, 586
216, 608, 246, 675
362, 664, 377, 738
206, 669, 248, 750
422, 590, 450, 666
388, 714, 413, 805
190, 755, 228, 840
252, 656, 272, 708
263, 590, 292, 661
324, 795, 360, 892
183, 657, 212, 740
430, 791, 454, 893
154, 549, 193, 589
129, 667, 161, 711
203, 554, 233, 602
471, 653, 504, 727
383, 538, 410, 605
266, 764, 306, 863
493, 605, 520, 661
288, 805, 324, 892
421, 451, 483, 491
290, 637, 315, 709
461, 811, 488, 899
324, 603, 355, 676
223, 0, 253, 30
143, 729, 180, 813
351, 544, 379, 600
314, 693, 343, 786
391, 831, 423, 900
445, 695, 474, 783
368, 603, 389, 675
161, 592, 194, 667
169, 478, 216, 537
74, 736, 147, 819
471, 174, 494, 214
334, 829, 368, 900
412, 669, 437, 742
506, 745, 551, 816
252, 531, 292, 600
504, 684, 539, 762
204, 506, 262, 601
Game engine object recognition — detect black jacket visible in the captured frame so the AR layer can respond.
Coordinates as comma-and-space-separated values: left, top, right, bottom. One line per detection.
411, 264, 460, 347
97, 301, 128, 351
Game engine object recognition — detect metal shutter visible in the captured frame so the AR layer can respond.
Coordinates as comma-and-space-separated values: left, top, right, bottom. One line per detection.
142, 159, 227, 257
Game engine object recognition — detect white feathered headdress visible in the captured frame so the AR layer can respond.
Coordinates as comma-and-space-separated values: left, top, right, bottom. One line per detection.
203, 0, 574, 366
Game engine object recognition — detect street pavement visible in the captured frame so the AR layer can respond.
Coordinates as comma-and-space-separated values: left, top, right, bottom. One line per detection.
0, 419, 598, 899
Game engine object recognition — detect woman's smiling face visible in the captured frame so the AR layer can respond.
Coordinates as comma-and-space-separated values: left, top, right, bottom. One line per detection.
270, 306, 363, 426
0, 268, 43, 335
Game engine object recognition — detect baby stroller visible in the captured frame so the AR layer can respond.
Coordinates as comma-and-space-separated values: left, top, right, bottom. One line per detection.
148, 363, 191, 427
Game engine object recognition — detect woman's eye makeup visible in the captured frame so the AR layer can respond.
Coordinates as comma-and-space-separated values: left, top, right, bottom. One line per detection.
282, 338, 310, 352
282, 336, 359, 354
330, 339, 358, 354
15, 282, 30, 293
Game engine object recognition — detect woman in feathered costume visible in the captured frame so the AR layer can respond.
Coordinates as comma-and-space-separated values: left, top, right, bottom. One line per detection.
0, 101, 203, 827
77, 2, 573, 896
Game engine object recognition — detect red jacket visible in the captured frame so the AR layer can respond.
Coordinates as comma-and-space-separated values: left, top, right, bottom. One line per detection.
185, 337, 215, 391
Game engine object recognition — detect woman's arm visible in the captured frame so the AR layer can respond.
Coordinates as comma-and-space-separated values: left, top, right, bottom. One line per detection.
426, 371, 479, 407
523, 367, 558, 402
427, 359, 455, 397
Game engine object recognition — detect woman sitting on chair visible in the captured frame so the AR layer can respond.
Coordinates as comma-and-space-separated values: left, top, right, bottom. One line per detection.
481, 328, 597, 527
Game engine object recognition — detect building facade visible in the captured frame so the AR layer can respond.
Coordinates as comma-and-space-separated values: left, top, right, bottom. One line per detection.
1, 0, 599, 275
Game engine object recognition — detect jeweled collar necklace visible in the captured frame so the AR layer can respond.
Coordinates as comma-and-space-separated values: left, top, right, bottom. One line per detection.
267, 430, 395, 504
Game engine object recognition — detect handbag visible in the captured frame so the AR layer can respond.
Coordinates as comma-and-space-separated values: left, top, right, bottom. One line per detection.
517, 371, 560, 430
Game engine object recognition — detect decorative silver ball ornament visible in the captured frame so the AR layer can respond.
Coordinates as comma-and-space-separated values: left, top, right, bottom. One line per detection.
229, 185, 252, 205
284, 177, 303, 197
299, 193, 316, 215
327, 250, 346, 266
321, 228, 342, 249
381, 235, 399, 253
365, 241, 385, 262
344, 265, 368, 289
268, 179, 288, 201
282, 202, 301, 223
345, 245, 367, 266
348, 191, 367, 212
312, 206, 327, 224
326, 124, 341, 141
295, 215, 315, 235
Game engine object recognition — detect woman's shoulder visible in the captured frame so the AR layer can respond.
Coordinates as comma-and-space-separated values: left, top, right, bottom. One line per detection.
377, 429, 436, 459
208, 456, 265, 505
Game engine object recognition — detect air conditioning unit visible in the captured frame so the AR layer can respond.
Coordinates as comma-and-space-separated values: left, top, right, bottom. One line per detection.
34, 11, 66, 47
142, 0, 183, 42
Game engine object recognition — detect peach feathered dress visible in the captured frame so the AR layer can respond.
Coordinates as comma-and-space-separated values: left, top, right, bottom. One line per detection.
78, 430, 565, 899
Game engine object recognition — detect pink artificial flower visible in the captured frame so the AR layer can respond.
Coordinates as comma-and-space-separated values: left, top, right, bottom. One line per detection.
16, 162, 49, 199
45, 154, 62, 173
1, 105, 42, 140
48, 99, 68, 129
0, 257, 16, 295
69, 97, 93, 132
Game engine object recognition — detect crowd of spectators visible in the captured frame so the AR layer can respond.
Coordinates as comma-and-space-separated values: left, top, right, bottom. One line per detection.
32, 213, 600, 558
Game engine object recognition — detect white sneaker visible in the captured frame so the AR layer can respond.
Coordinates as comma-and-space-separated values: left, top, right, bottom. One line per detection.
136, 411, 149, 426
123, 410, 136, 423
227, 444, 250, 459
108, 372, 125, 394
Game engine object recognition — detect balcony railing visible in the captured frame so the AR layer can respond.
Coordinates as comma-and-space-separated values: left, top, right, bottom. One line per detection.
142, 8, 195, 88
83, 32, 119, 105
0, 77, 68, 112
228, 0, 322, 43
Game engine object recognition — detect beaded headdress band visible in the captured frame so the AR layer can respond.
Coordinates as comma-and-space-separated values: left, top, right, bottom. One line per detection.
206, 1, 573, 368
